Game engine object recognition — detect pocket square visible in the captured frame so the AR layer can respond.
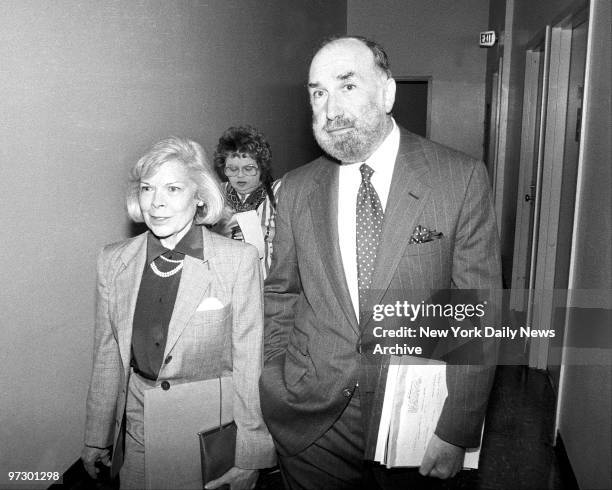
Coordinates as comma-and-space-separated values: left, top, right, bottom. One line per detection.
196, 297, 225, 311
409, 225, 443, 244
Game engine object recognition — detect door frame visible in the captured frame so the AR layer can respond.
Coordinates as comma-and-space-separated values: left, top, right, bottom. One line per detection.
554, 4, 593, 439
529, 11, 589, 369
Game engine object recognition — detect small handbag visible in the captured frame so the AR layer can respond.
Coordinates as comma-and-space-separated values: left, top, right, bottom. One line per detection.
198, 377, 236, 489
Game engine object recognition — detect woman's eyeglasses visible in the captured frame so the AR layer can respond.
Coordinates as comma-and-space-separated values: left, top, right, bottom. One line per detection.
224, 165, 259, 177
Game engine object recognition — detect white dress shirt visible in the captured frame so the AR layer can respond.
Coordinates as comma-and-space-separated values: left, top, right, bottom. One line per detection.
338, 119, 400, 318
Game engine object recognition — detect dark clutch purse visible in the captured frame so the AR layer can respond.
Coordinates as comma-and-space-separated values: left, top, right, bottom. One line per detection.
198, 421, 236, 487
198, 377, 236, 489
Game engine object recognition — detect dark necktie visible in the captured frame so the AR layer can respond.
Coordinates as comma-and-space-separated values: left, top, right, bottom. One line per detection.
356, 163, 384, 322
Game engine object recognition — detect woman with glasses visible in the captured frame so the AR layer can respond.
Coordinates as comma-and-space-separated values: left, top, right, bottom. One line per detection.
213, 126, 281, 279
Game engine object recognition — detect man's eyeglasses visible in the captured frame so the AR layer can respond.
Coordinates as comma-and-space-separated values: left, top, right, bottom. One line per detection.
224, 165, 260, 177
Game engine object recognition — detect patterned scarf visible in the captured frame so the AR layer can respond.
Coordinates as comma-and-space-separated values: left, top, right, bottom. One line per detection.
226, 183, 267, 212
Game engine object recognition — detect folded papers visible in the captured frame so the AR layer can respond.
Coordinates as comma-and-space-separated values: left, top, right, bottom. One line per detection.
374, 356, 482, 469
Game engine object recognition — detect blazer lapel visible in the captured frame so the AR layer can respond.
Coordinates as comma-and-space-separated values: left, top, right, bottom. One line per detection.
163, 227, 214, 357
114, 234, 148, 372
363, 132, 431, 326
309, 161, 359, 334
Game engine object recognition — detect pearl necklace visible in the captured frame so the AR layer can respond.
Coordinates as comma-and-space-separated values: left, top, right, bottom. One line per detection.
150, 259, 184, 278
159, 254, 183, 264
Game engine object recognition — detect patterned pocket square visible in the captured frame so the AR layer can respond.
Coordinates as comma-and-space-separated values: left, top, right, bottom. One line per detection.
408, 225, 443, 244
196, 297, 226, 311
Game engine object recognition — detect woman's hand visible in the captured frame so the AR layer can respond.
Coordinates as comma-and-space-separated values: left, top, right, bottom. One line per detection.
204, 466, 258, 490
231, 225, 244, 241
218, 212, 244, 240
81, 445, 111, 479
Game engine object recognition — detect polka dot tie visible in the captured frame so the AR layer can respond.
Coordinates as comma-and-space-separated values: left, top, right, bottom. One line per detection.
356, 163, 383, 322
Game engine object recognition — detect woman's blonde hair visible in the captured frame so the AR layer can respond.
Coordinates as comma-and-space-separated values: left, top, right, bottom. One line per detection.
126, 136, 224, 225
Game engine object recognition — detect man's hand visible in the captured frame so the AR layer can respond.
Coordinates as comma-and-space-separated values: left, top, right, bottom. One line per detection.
81, 445, 111, 479
419, 433, 464, 479
204, 466, 258, 490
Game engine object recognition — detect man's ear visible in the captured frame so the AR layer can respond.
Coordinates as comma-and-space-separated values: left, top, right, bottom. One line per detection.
383, 77, 396, 114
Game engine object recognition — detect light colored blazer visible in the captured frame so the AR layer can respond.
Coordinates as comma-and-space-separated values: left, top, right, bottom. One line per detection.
84, 226, 275, 475
261, 128, 502, 457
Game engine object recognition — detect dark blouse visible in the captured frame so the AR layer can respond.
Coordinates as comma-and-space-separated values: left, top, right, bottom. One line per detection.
130, 223, 204, 380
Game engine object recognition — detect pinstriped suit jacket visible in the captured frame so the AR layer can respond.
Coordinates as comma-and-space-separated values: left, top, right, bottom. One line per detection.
260, 128, 502, 458
84, 226, 275, 475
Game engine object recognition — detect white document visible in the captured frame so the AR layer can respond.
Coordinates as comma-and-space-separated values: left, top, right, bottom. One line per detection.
374, 361, 400, 462
235, 210, 264, 258
375, 356, 482, 469
144, 377, 233, 490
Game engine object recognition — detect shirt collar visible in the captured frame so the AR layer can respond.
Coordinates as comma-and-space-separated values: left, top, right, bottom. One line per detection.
147, 222, 204, 262
364, 118, 400, 174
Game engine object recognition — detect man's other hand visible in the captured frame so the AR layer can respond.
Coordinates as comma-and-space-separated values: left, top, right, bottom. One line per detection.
418, 433, 465, 479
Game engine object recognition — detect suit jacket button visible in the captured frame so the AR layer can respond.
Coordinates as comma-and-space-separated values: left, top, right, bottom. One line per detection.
161, 381, 170, 391
164, 355, 172, 364
342, 388, 353, 398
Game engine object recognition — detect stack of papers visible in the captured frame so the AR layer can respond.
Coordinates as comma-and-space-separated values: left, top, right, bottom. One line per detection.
374, 356, 482, 469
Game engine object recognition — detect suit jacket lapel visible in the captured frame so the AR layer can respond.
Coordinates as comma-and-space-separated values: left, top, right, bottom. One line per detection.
115, 234, 148, 372
163, 227, 214, 357
363, 131, 431, 326
309, 161, 359, 334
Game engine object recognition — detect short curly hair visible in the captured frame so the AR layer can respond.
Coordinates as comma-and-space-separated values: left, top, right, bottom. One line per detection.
213, 125, 274, 190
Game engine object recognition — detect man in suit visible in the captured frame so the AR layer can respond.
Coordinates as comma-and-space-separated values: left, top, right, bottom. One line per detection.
259, 36, 501, 489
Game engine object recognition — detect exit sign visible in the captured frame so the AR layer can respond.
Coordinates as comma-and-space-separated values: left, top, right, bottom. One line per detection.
479, 31, 497, 47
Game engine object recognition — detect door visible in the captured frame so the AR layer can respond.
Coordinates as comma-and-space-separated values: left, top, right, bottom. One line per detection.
510, 29, 551, 317
393, 78, 430, 137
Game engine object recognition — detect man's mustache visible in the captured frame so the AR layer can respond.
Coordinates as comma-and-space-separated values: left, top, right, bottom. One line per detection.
323, 117, 354, 132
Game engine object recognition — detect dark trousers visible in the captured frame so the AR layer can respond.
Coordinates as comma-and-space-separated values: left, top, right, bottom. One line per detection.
277, 390, 371, 490
277, 391, 458, 490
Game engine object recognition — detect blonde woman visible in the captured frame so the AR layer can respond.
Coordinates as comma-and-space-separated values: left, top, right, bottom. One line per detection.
82, 137, 274, 489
